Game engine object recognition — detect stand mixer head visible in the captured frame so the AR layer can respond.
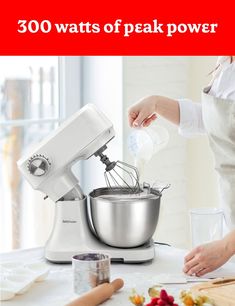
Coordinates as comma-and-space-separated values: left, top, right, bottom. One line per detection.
18, 104, 140, 201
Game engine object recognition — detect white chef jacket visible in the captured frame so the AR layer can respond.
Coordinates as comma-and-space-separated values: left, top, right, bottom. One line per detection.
179, 56, 235, 137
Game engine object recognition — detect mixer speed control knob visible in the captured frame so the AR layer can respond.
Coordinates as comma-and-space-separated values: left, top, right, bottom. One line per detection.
27, 155, 51, 176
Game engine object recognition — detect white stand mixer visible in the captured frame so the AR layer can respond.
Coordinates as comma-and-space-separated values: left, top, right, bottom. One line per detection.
17, 104, 155, 263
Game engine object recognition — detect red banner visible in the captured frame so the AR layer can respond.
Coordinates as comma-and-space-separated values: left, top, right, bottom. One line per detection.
0, 0, 234, 55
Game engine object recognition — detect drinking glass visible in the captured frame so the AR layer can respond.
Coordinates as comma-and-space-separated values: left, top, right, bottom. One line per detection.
190, 208, 223, 248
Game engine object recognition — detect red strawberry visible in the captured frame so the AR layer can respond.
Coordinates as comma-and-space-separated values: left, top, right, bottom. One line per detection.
151, 297, 159, 305
157, 299, 166, 306
159, 290, 168, 301
167, 295, 174, 303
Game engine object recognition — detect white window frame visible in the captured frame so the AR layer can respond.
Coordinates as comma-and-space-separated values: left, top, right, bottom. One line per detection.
58, 56, 82, 118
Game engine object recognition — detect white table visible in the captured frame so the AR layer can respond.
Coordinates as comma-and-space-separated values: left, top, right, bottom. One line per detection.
1, 245, 235, 306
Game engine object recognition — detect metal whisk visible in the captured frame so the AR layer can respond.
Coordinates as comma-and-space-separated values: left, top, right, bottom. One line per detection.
95, 146, 140, 193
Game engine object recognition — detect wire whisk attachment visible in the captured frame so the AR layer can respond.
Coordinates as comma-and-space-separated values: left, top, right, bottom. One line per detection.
95, 146, 140, 194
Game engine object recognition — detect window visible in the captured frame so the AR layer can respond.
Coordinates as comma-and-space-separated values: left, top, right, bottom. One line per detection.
0, 56, 83, 252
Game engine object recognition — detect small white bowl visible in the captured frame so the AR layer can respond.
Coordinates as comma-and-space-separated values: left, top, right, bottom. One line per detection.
6, 274, 34, 294
26, 262, 50, 282
0, 288, 15, 301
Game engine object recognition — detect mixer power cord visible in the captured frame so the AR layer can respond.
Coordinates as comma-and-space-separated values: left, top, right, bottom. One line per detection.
154, 241, 171, 247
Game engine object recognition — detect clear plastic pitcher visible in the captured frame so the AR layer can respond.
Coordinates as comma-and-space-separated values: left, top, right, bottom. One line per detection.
128, 122, 169, 177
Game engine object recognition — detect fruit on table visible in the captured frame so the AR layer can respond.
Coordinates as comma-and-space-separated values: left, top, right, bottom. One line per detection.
129, 287, 214, 306
179, 290, 214, 306
145, 289, 178, 306
130, 289, 178, 306
129, 290, 146, 306
148, 286, 161, 298
181, 295, 194, 306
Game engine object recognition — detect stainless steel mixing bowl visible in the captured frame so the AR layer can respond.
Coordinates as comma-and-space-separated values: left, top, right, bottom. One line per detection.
88, 187, 161, 248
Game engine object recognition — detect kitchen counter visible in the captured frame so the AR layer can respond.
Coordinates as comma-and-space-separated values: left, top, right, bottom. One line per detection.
1, 245, 235, 306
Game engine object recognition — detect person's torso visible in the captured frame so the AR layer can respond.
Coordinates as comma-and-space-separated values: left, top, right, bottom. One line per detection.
202, 87, 235, 172
209, 56, 235, 100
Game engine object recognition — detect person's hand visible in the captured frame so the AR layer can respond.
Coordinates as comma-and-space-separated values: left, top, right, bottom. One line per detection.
128, 95, 158, 128
183, 239, 231, 276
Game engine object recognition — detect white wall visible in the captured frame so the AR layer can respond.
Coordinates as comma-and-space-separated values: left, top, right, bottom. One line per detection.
82, 56, 123, 194
122, 56, 218, 249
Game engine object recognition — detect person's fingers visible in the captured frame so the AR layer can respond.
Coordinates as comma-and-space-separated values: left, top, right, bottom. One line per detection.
143, 120, 152, 127
149, 113, 157, 120
187, 263, 205, 276
183, 255, 202, 273
143, 118, 155, 127
128, 111, 138, 127
132, 110, 153, 127
142, 114, 157, 127
184, 247, 200, 263
196, 267, 211, 277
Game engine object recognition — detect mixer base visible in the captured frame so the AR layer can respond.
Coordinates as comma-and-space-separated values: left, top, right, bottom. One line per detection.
45, 199, 155, 264
107, 239, 155, 263
45, 239, 155, 264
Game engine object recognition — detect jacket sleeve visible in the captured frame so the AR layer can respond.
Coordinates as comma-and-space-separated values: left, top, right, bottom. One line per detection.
178, 99, 206, 138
